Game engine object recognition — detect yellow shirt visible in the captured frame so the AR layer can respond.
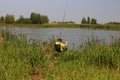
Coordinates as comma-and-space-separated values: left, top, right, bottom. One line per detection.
55, 41, 65, 51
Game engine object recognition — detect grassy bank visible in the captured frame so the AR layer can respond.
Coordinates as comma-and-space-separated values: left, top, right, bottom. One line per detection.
0, 23, 120, 30
0, 23, 80, 28
0, 30, 120, 80
80, 24, 120, 30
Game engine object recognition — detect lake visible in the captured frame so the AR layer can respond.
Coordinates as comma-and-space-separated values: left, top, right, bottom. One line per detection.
1, 27, 120, 49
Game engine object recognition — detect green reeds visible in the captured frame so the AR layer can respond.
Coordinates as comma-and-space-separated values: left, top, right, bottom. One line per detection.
0, 29, 120, 80
0, 30, 54, 80
43, 35, 120, 80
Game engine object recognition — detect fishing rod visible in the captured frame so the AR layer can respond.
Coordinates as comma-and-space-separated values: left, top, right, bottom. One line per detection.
59, 0, 69, 43
56, 0, 69, 41
62, 0, 69, 22
60, 0, 69, 30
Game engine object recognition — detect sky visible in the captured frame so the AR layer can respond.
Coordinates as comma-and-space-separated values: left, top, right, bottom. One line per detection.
0, 0, 120, 23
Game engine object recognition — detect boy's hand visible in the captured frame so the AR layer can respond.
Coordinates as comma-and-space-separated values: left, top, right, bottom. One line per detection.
65, 41, 68, 46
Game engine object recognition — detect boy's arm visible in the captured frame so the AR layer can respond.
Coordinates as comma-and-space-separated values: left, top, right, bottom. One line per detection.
65, 41, 68, 46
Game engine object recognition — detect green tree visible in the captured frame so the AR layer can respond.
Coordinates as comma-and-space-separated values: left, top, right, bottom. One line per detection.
40, 15, 49, 24
16, 15, 31, 24
87, 16, 90, 24
44, 16, 49, 23
16, 15, 24, 23
91, 18, 97, 24
22, 18, 31, 24
30, 12, 41, 24
0, 16, 4, 23
5, 14, 15, 24
81, 17, 87, 24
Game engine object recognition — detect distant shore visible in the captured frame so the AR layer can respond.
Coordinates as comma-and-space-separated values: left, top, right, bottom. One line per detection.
0, 23, 120, 31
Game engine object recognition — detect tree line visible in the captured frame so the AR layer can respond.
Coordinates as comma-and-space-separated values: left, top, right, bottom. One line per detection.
0, 12, 49, 24
81, 16, 97, 24
1, 13, 118, 25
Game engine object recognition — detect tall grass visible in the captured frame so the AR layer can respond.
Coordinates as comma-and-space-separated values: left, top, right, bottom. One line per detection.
42, 35, 120, 80
43, 50, 120, 80
0, 30, 54, 80
0, 29, 120, 80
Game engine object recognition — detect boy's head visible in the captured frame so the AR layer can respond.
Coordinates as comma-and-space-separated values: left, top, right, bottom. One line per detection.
57, 38, 62, 42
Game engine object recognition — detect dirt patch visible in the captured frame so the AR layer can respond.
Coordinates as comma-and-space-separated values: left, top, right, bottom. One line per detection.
29, 60, 55, 80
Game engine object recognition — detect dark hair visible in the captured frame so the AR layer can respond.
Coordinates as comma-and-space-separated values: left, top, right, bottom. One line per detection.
57, 38, 62, 42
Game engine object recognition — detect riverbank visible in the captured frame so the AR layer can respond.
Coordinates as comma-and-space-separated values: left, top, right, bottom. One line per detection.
80, 24, 120, 31
0, 23, 120, 31
0, 30, 120, 80
0, 23, 80, 28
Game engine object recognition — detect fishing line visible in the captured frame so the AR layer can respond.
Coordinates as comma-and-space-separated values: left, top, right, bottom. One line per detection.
60, 0, 69, 36
63, 0, 69, 22
53, 0, 69, 41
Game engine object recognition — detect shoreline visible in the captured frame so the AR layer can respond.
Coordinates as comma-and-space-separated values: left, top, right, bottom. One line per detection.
0, 23, 120, 31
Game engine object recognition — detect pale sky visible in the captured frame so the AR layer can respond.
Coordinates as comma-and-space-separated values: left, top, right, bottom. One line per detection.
0, 0, 120, 23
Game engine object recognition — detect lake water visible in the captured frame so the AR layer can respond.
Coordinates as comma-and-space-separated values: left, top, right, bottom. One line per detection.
1, 27, 120, 49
